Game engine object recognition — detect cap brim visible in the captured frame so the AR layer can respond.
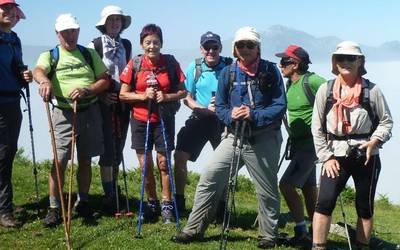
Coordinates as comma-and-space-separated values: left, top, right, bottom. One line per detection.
96, 14, 131, 32
275, 52, 287, 58
201, 38, 221, 46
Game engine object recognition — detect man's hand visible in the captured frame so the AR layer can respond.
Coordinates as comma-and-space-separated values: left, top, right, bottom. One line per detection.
359, 138, 380, 166
38, 81, 53, 102
208, 96, 216, 112
322, 158, 341, 178
69, 87, 90, 101
231, 105, 252, 121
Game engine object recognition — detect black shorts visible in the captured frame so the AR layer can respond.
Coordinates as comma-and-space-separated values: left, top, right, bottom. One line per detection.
176, 114, 223, 161
315, 154, 381, 219
130, 117, 175, 152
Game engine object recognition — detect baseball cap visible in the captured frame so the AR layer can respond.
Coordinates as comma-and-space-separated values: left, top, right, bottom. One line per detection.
275, 45, 311, 64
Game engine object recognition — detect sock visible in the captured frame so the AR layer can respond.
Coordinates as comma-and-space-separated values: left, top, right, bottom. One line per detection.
49, 196, 60, 208
294, 221, 308, 236
77, 193, 89, 202
102, 181, 115, 197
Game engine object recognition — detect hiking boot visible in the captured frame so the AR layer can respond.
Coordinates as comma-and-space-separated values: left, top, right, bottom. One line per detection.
43, 207, 61, 228
288, 234, 312, 249
257, 239, 276, 249
175, 194, 185, 213
171, 232, 202, 244
161, 200, 174, 224
143, 200, 160, 222
73, 201, 93, 219
101, 195, 123, 215
0, 213, 21, 228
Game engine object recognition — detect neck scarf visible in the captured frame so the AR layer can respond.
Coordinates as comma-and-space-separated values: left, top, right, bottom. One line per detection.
238, 56, 260, 76
332, 75, 362, 134
101, 34, 127, 89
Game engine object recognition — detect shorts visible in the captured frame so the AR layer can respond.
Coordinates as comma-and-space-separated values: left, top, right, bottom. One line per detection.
53, 103, 104, 161
176, 114, 223, 161
279, 143, 317, 188
130, 117, 175, 152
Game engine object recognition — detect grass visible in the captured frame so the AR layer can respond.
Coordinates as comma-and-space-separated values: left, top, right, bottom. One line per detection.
1, 149, 399, 249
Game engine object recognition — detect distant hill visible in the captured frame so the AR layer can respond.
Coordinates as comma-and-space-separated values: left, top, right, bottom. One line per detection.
22, 25, 400, 69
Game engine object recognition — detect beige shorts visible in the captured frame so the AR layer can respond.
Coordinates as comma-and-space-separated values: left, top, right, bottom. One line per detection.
52, 102, 104, 161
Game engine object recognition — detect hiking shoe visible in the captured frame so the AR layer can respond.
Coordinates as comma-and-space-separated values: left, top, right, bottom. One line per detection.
171, 232, 202, 244
143, 200, 160, 222
101, 195, 123, 215
257, 238, 276, 249
43, 207, 61, 228
175, 194, 185, 213
73, 201, 93, 219
161, 200, 174, 224
0, 213, 21, 228
288, 234, 312, 248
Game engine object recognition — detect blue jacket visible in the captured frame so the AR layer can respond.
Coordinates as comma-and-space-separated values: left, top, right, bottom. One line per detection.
0, 31, 23, 104
216, 59, 286, 129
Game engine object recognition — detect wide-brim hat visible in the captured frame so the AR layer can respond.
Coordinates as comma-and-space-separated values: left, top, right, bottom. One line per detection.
331, 41, 366, 75
55, 13, 79, 32
96, 5, 131, 33
0, 0, 25, 19
232, 26, 261, 57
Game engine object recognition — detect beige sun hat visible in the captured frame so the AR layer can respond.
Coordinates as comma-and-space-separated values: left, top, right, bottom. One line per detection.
231, 26, 261, 57
332, 41, 367, 75
96, 5, 131, 33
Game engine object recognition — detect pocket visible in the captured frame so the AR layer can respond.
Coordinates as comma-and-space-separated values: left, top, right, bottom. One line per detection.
349, 106, 372, 133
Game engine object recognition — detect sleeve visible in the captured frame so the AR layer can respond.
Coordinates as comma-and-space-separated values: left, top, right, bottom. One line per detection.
311, 82, 334, 162
249, 65, 287, 127
216, 66, 233, 126
174, 60, 186, 83
370, 85, 393, 144
88, 48, 107, 78
119, 59, 134, 86
184, 61, 196, 94
35, 51, 52, 75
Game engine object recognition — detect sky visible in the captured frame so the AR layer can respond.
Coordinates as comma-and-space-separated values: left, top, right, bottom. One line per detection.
10, 0, 400, 203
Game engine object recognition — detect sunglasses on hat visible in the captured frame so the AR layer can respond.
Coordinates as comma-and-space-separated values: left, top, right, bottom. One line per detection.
235, 41, 257, 50
335, 55, 359, 63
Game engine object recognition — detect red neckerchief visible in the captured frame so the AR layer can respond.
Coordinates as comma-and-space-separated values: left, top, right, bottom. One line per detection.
237, 56, 260, 76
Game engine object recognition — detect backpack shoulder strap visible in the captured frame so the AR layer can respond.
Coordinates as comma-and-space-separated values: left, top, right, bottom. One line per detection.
121, 38, 132, 63
164, 54, 180, 92
302, 72, 315, 105
47, 45, 60, 80
224, 57, 233, 66
194, 58, 202, 83
77, 44, 94, 72
131, 55, 143, 88
92, 37, 103, 59
361, 78, 379, 132
322, 79, 335, 134
228, 62, 236, 91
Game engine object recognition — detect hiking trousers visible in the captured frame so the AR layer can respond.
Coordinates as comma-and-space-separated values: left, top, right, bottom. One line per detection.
183, 128, 282, 241
0, 101, 22, 214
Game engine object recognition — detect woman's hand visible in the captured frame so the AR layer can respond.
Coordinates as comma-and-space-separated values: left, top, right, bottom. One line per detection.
156, 90, 165, 103
144, 87, 156, 100
322, 158, 341, 178
359, 138, 380, 165
231, 105, 252, 121
22, 69, 33, 83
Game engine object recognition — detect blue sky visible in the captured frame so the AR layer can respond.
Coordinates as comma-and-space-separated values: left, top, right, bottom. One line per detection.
14, 0, 400, 49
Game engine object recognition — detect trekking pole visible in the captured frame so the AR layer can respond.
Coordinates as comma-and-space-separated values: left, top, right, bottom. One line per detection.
22, 68, 40, 216
219, 120, 247, 250
339, 193, 353, 250
111, 105, 121, 218
67, 101, 77, 234
45, 101, 72, 250
159, 105, 180, 231
136, 100, 152, 238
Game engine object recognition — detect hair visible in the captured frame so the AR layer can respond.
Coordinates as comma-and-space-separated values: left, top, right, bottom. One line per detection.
297, 62, 309, 74
140, 24, 163, 45
331, 55, 367, 76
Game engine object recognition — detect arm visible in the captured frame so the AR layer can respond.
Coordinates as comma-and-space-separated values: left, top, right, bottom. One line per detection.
33, 65, 52, 102
216, 67, 233, 126
119, 82, 157, 103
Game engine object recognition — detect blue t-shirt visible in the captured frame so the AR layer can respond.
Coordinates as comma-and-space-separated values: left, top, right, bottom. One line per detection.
0, 31, 23, 104
184, 57, 230, 107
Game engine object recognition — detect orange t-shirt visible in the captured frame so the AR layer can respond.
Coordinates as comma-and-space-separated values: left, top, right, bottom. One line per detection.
120, 54, 185, 122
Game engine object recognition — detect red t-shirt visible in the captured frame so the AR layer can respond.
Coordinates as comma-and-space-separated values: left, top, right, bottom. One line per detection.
120, 54, 186, 122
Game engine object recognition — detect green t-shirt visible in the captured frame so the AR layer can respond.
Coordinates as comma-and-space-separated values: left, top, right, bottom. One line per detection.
286, 72, 325, 146
36, 46, 107, 109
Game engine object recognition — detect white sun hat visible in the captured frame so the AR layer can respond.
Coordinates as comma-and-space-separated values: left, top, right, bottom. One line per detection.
96, 5, 131, 33
55, 13, 80, 32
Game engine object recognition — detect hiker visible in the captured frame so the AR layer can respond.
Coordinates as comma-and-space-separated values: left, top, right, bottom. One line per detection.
88, 5, 132, 215
119, 24, 186, 223
0, 0, 32, 228
174, 31, 231, 213
275, 45, 325, 247
172, 26, 286, 249
311, 41, 393, 250
33, 13, 109, 227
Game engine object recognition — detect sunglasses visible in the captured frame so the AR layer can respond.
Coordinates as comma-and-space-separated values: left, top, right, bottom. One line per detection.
335, 55, 359, 63
203, 44, 220, 51
235, 41, 257, 50
280, 58, 296, 67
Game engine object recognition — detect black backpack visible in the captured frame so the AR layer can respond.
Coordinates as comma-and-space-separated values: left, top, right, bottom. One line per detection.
193, 57, 233, 83
285, 72, 315, 105
322, 78, 379, 140
130, 54, 181, 115
93, 37, 132, 63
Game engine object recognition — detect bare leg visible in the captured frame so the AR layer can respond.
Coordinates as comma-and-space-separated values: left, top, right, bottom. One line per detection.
302, 185, 317, 221
76, 156, 92, 195
174, 150, 190, 196
312, 212, 331, 244
356, 217, 373, 244
49, 158, 68, 199
280, 183, 304, 223
137, 150, 157, 200
157, 152, 171, 201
